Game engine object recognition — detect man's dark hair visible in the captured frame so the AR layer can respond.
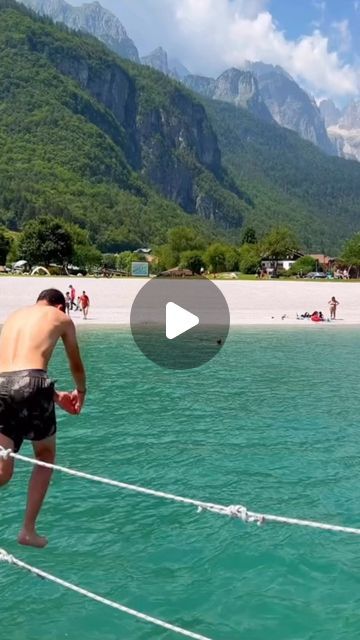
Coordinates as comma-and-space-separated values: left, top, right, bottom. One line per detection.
37, 289, 66, 311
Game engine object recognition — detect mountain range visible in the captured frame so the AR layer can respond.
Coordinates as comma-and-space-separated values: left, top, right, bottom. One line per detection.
21, 0, 343, 158
0, 0, 247, 252
3, 0, 360, 253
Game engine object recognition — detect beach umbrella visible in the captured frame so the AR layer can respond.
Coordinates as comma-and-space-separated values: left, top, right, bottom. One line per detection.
13, 260, 28, 268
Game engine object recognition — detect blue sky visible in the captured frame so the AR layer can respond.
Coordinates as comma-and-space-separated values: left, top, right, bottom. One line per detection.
71, 0, 360, 100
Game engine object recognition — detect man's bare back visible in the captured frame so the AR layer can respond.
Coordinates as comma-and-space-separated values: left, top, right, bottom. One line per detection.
0, 304, 71, 372
0, 289, 86, 548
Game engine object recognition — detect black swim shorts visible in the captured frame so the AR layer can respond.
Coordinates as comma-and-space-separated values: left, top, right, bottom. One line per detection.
0, 370, 56, 453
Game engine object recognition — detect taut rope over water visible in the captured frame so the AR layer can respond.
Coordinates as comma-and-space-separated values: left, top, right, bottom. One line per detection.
1, 445, 360, 640
1, 446, 360, 535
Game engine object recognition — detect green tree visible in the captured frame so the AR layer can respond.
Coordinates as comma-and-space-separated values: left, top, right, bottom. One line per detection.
224, 246, 239, 271
73, 244, 102, 270
116, 251, 147, 274
19, 216, 74, 266
241, 227, 257, 245
238, 243, 261, 274
341, 232, 360, 277
262, 227, 299, 273
154, 245, 178, 271
168, 227, 205, 258
0, 229, 10, 264
65, 222, 101, 270
102, 254, 117, 270
289, 255, 316, 276
180, 250, 206, 275
205, 243, 228, 274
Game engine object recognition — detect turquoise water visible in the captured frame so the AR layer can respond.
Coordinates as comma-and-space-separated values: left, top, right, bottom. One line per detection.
1, 327, 360, 640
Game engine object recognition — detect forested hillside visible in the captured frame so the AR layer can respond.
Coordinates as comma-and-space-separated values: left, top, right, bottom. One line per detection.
206, 99, 360, 252
2, 0, 360, 253
0, 0, 245, 251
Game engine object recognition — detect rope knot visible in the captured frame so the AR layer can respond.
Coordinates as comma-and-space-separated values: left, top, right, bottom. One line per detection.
0, 447, 12, 460
228, 505, 249, 521
228, 505, 265, 526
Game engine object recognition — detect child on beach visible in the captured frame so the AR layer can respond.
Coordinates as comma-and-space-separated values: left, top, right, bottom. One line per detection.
328, 296, 339, 320
65, 292, 71, 316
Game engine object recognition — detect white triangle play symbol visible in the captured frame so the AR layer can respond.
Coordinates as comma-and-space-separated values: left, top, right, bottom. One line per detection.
166, 302, 200, 340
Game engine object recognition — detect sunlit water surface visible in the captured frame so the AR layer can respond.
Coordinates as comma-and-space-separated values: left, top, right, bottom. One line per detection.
1, 327, 360, 640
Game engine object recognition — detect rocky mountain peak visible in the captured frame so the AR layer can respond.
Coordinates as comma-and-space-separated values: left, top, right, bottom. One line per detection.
339, 100, 360, 130
141, 47, 169, 74
141, 47, 190, 80
21, 0, 140, 62
318, 99, 342, 127
183, 68, 273, 122
242, 60, 335, 154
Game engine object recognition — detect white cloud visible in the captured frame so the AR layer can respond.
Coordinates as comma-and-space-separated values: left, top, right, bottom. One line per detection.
330, 19, 352, 53
70, 0, 359, 98
312, 0, 326, 11
173, 0, 358, 97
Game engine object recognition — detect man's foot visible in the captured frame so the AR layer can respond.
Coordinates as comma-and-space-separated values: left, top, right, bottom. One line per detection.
18, 529, 48, 548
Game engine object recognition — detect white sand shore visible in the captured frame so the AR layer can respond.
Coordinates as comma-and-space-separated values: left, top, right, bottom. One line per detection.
0, 276, 359, 326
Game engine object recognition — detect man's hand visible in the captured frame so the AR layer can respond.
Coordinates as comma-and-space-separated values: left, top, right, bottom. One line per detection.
54, 391, 78, 415
71, 389, 86, 414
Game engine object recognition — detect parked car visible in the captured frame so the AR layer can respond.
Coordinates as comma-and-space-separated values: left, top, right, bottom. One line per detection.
306, 272, 327, 279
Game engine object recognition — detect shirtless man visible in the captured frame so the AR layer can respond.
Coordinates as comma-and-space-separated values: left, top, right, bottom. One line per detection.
0, 289, 86, 548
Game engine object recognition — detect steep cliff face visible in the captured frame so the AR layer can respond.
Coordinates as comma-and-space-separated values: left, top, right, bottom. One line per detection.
319, 99, 342, 127
23, 12, 240, 226
327, 101, 360, 162
183, 69, 272, 121
212, 69, 273, 121
22, 0, 140, 62
136, 86, 222, 213
340, 101, 360, 130
183, 74, 216, 98
242, 61, 335, 154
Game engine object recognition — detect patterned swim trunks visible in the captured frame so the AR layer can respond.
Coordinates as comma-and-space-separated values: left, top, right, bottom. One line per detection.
0, 370, 56, 453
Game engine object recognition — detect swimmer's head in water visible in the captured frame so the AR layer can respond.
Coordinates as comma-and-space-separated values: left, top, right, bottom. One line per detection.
37, 289, 66, 314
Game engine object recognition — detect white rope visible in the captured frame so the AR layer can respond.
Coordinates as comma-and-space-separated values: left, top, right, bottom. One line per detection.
0, 548, 213, 640
1, 446, 360, 535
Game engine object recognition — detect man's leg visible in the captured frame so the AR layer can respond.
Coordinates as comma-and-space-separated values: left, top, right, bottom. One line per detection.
0, 434, 14, 486
18, 435, 56, 548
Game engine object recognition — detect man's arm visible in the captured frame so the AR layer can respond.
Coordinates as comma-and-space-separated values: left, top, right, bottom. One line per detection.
61, 319, 86, 413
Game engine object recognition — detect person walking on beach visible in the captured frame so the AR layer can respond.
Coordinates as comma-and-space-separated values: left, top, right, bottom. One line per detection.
80, 290, 90, 320
69, 285, 76, 310
65, 291, 71, 316
328, 296, 339, 320
0, 289, 86, 548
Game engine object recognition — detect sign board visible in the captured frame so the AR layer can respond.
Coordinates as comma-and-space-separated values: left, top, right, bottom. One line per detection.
131, 261, 149, 277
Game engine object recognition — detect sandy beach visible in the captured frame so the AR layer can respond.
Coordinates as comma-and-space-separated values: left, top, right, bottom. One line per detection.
0, 276, 359, 326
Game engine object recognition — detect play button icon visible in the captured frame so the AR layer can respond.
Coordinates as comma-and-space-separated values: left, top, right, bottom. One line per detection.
166, 303, 199, 340
130, 276, 230, 370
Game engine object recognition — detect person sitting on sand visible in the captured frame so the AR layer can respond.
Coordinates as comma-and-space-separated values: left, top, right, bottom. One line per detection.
328, 296, 339, 320
0, 289, 86, 548
311, 311, 324, 322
